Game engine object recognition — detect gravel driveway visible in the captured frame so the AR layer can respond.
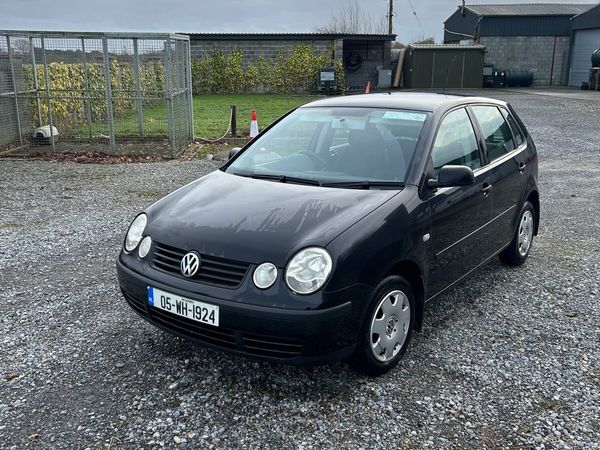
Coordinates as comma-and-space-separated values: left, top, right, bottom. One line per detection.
1, 90, 599, 449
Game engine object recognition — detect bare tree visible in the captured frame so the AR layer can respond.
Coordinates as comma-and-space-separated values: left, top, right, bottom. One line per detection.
11, 38, 32, 55
314, 0, 388, 34
411, 36, 436, 45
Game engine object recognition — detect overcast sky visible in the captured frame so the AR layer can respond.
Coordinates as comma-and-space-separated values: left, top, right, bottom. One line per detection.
1, 0, 598, 43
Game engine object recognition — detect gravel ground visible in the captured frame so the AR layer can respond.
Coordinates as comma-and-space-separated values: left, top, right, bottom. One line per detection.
1, 90, 599, 449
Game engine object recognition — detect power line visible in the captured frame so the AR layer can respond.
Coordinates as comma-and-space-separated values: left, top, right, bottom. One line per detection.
406, 0, 426, 36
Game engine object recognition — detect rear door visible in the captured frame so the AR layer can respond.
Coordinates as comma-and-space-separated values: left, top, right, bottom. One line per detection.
470, 105, 527, 253
426, 107, 492, 297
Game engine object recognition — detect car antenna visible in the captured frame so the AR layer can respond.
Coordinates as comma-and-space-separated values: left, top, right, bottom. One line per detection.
441, 54, 459, 96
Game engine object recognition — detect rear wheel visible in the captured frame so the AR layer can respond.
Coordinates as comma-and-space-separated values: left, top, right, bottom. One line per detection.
499, 201, 535, 266
350, 276, 414, 376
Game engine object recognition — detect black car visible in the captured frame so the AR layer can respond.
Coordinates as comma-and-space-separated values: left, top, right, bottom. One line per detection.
117, 93, 539, 375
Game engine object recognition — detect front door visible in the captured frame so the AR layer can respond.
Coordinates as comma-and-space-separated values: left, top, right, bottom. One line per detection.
426, 107, 493, 298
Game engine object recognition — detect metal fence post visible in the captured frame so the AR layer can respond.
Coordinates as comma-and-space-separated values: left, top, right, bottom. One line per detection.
102, 37, 116, 148
40, 37, 56, 151
81, 38, 93, 139
164, 38, 175, 156
185, 39, 194, 141
132, 38, 144, 137
29, 37, 42, 129
6, 36, 23, 147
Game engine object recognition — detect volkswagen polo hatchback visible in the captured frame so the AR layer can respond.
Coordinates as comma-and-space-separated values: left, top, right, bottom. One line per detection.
117, 93, 539, 375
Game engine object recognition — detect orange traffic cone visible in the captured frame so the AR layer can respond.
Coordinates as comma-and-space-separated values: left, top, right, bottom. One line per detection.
249, 109, 259, 140
365, 81, 371, 94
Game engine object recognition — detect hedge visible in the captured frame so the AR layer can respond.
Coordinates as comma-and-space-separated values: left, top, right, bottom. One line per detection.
191, 44, 345, 94
23, 60, 165, 132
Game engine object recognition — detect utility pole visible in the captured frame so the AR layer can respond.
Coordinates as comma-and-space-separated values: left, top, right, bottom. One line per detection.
388, 0, 394, 35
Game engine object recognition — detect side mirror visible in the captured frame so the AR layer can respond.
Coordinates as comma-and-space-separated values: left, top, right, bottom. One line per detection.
427, 165, 475, 189
228, 147, 242, 160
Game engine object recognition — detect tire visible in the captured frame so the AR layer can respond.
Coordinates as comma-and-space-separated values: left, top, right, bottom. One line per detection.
349, 276, 415, 376
499, 201, 535, 266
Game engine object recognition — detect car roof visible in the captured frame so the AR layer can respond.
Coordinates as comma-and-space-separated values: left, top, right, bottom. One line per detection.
301, 92, 507, 114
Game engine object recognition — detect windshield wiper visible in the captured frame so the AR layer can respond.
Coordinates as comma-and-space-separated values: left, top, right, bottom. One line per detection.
232, 172, 321, 186
322, 180, 406, 189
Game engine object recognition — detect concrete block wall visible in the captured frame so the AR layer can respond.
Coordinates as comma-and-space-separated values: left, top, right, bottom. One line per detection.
480, 36, 571, 86
190, 38, 392, 89
344, 40, 392, 88
190, 39, 334, 68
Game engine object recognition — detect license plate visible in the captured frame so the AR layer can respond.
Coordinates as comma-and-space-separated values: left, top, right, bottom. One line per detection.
148, 287, 219, 327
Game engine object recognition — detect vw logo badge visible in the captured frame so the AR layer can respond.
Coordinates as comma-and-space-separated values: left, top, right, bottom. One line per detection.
180, 251, 201, 278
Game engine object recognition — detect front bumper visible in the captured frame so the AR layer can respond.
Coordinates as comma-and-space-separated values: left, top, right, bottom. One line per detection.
117, 258, 358, 365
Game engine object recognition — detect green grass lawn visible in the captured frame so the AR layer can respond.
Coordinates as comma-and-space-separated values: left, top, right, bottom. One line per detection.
92, 94, 322, 140
192, 94, 321, 139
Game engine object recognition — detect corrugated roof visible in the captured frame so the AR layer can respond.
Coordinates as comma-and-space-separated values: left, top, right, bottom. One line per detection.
572, 2, 600, 18
184, 32, 396, 41
571, 2, 600, 29
409, 44, 486, 49
465, 3, 595, 16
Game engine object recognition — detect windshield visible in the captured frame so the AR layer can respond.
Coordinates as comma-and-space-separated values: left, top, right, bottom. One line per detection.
225, 107, 429, 187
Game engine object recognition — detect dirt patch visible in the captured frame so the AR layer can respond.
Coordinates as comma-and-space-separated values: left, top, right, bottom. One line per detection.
1, 151, 166, 165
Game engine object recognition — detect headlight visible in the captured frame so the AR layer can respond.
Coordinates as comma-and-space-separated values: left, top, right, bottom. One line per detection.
138, 236, 152, 258
125, 214, 147, 252
285, 247, 332, 294
253, 262, 277, 289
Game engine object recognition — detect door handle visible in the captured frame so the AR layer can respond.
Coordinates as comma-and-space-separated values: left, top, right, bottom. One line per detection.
481, 184, 493, 196
519, 162, 526, 174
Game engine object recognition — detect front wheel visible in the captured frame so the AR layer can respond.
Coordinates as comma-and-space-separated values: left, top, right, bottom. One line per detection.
349, 276, 415, 376
499, 201, 535, 266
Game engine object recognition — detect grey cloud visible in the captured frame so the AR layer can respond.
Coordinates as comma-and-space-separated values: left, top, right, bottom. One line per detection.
1, 0, 598, 43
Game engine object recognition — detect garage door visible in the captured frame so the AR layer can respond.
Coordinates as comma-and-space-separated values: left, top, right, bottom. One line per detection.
569, 28, 600, 86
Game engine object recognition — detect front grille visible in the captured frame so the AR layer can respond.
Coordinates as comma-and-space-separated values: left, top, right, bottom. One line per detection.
241, 333, 303, 358
123, 290, 147, 317
122, 290, 303, 359
151, 242, 250, 289
148, 307, 237, 349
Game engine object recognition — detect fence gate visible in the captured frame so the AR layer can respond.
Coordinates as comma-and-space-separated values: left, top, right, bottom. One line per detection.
0, 31, 194, 157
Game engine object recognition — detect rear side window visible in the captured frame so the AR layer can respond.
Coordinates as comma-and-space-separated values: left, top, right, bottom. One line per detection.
471, 106, 515, 161
431, 108, 481, 174
502, 110, 525, 147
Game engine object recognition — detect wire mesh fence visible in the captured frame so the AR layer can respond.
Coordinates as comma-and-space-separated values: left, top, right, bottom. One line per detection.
0, 31, 193, 157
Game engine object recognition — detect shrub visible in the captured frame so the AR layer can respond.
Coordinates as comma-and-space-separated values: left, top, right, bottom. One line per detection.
23, 60, 166, 132
190, 43, 344, 94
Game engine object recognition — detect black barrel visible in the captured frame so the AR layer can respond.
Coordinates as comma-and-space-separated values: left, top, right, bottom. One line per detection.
505, 69, 534, 87
592, 49, 600, 68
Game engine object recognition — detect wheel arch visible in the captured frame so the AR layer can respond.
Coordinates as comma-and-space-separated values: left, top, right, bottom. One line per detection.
384, 259, 425, 332
526, 190, 540, 235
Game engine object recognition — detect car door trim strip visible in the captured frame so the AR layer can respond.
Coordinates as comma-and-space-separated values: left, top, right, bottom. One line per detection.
427, 238, 514, 302
435, 204, 516, 258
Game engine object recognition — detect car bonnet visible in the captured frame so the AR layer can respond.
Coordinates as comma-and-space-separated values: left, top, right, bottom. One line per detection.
145, 170, 401, 266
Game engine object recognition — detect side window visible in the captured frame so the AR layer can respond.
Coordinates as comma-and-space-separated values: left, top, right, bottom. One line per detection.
431, 108, 481, 174
502, 109, 525, 147
472, 106, 515, 161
